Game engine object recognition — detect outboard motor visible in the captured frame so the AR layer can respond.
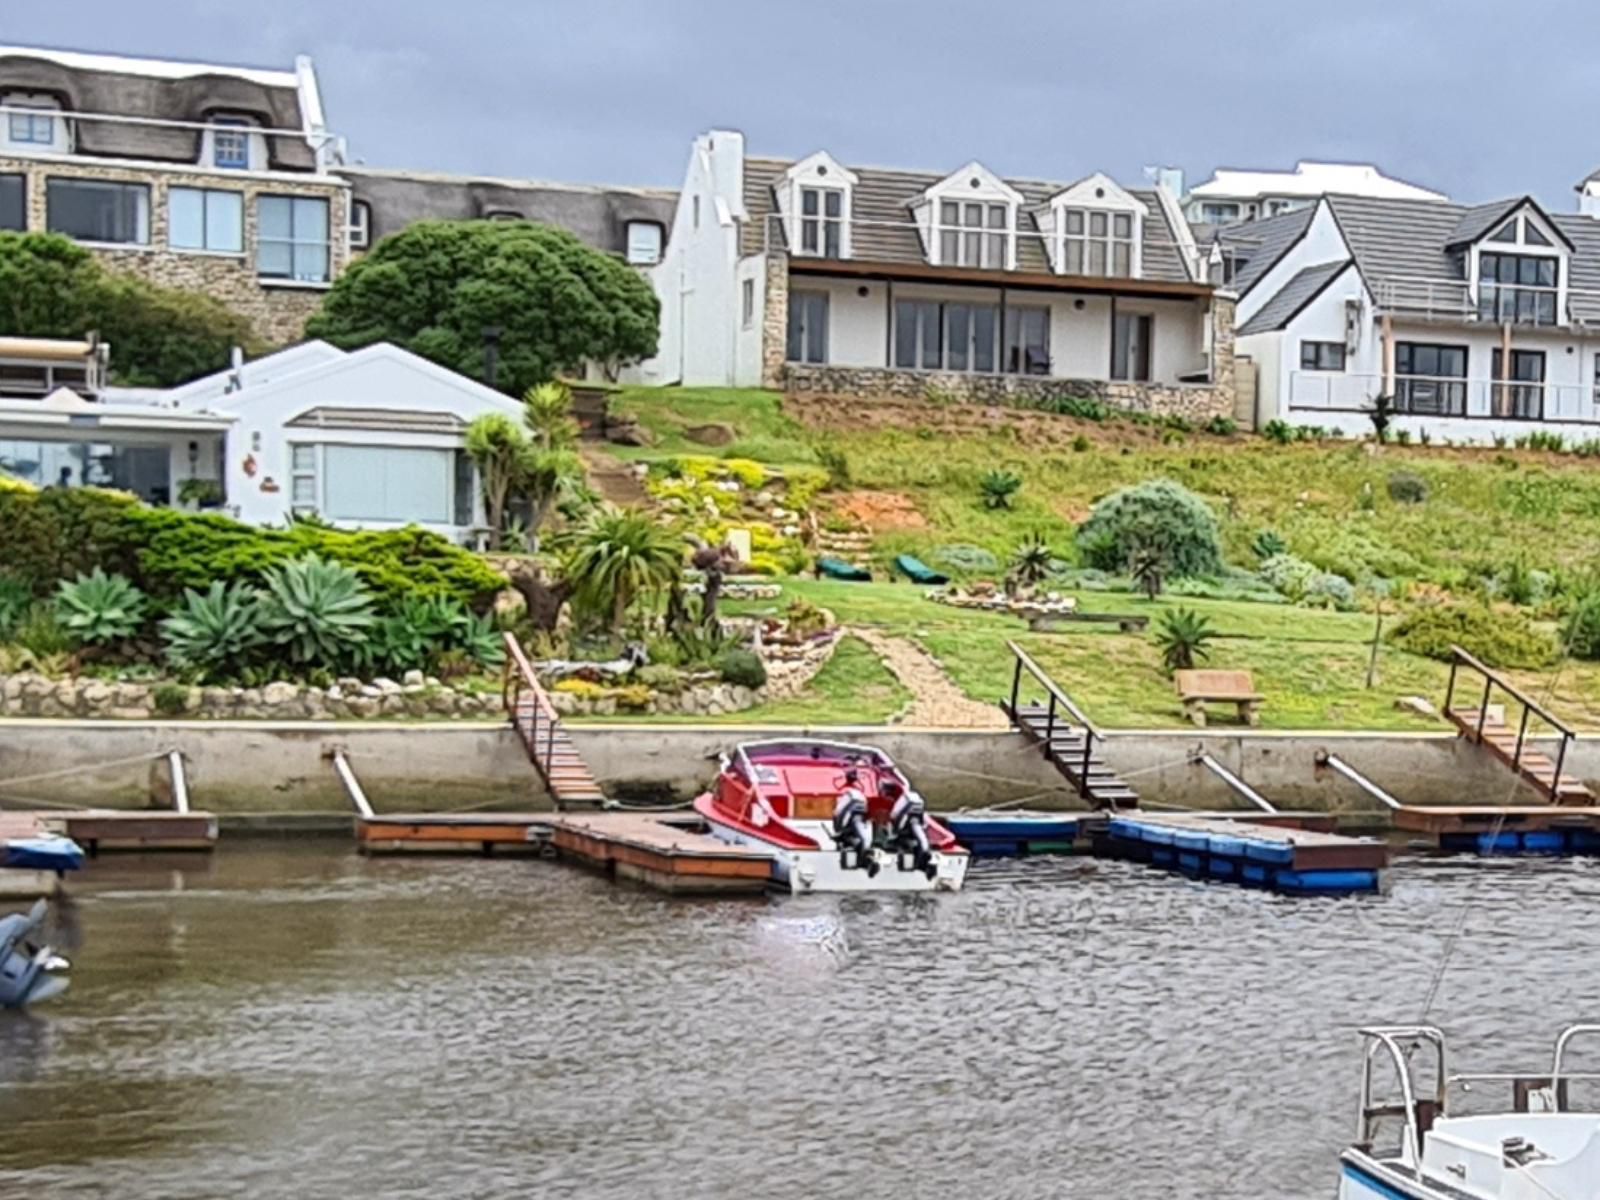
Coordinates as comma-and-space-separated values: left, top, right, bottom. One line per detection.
887, 789, 938, 880
0, 900, 69, 1009
831, 785, 879, 877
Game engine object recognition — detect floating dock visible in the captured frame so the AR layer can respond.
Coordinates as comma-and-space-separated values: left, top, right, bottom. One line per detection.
1, 809, 216, 854
941, 812, 1082, 857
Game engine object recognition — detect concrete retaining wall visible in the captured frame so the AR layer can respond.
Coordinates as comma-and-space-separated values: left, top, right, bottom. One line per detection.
0, 719, 1589, 820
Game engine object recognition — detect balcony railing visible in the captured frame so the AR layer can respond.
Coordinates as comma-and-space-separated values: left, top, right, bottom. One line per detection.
1374, 275, 1600, 329
1288, 371, 1600, 424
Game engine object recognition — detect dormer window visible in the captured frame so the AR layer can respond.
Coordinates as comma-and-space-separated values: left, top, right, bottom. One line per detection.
938, 201, 1008, 268
213, 118, 250, 169
625, 220, 663, 265
783, 152, 856, 259
2, 93, 66, 153
1471, 208, 1565, 326
1045, 174, 1146, 279
916, 163, 1021, 270
799, 186, 843, 257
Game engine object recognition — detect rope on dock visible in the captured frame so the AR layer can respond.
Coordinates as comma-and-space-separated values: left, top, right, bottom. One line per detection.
0, 749, 175, 794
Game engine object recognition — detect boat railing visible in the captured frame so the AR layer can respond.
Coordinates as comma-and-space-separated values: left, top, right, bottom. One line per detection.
1355, 1027, 1447, 1166
501, 631, 563, 784
1004, 639, 1101, 799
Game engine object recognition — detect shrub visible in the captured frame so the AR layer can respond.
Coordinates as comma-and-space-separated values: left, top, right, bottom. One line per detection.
1367, 393, 1396, 443
1046, 393, 1110, 422
0, 574, 30, 636
1008, 535, 1054, 591
160, 581, 265, 678
1262, 419, 1296, 445
935, 544, 999, 574
1388, 601, 1558, 669
1252, 530, 1287, 560
1074, 479, 1223, 579
152, 683, 190, 717
784, 597, 830, 639
1259, 553, 1357, 610
258, 554, 377, 667
1205, 415, 1238, 436
1387, 471, 1429, 504
1153, 607, 1217, 673
11, 605, 72, 657
55, 568, 147, 645
1071, 433, 1091, 453
722, 458, 767, 489
979, 468, 1023, 510
459, 611, 506, 669
636, 663, 687, 691
716, 647, 768, 689
813, 444, 852, 489
1564, 593, 1600, 659
552, 678, 606, 698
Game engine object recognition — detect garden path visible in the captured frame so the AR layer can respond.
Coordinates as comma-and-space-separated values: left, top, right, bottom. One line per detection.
848, 627, 1010, 730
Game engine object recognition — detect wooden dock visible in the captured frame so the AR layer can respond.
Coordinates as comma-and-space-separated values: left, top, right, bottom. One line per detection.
3, 809, 217, 853
355, 811, 554, 855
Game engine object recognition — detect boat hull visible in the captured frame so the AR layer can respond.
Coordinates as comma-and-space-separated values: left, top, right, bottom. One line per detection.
1338, 1152, 1456, 1199
699, 810, 969, 894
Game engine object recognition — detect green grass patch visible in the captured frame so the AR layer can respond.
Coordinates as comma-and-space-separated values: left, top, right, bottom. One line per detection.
609, 387, 816, 467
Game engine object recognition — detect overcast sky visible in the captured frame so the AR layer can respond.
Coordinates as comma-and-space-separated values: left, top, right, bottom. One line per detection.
7, 1, 1598, 207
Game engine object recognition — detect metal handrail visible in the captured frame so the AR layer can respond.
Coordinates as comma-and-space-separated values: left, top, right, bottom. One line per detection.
1005, 639, 1101, 799
1006, 640, 1102, 738
501, 631, 562, 783
1551, 1025, 1600, 1102
1444, 644, 1576, 797
1356, 1026, 1447, 1166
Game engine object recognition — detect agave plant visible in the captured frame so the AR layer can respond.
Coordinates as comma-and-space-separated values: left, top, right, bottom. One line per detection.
979, 468, 1023, 510
0, 574, 30, 637
258, 554, 376, 666
459, 611, 506, 669
54, 568, 147, 646
1153, 606, 1217, 673
1008, 535, 1054, 593
1252, 530, 1287, 561
161, 581, 265, 677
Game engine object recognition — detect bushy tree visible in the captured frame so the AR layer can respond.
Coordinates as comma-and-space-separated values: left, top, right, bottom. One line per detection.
305, 221, 660, 394
0, 232, 259, 385
1075, 479, 1223, 579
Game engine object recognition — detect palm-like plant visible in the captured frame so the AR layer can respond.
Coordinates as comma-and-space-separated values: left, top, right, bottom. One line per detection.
522, 446, 585, 541
161, 581, 265, 677
1154, 607, 1217, 673
523, 381, 579, 451
979, 468, 1023, 510
465, 413, 526, 551
564, 506, 684, 630
1007, 535, 1053, 597
55, 568, 147, 645
259, 554, 376, 666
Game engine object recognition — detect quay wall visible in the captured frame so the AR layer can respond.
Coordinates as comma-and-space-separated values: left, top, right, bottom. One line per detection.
0, 720, 1580, 822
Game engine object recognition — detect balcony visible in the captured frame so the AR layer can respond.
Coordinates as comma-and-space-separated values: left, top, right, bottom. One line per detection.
1373, 276, 1600, 329
1288, 371, 1600, 425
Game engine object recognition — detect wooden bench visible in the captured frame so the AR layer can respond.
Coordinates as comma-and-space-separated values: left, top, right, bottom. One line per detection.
1175, 669, 1264, 727
1028, 611, 1150, 634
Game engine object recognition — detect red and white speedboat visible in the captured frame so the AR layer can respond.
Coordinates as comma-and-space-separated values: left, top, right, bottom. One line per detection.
694, 739, 970, 893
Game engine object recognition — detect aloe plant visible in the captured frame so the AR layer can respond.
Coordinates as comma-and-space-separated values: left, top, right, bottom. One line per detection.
1008, 534, 1054, 591
259, 554, 376, 666
979, 468, 1023, 510
161, 581, 264, 676
1153, 606, 1217, 673
55, 568, 146, 645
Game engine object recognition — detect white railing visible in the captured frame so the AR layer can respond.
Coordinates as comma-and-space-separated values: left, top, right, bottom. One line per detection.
0, 104, 342, 172
1288, 371, 1600, 424
1374, 275, 1600, 329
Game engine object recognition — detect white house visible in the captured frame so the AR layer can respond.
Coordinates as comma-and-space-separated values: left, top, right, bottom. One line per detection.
1216, 192, 1600, 444
0, 339, 522, 540
641, 130, 1238, 421
1185, 161, 1447, 228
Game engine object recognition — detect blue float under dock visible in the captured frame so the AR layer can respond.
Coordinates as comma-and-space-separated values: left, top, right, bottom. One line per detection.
1099, 812, 1387, 896
940, 812, 1081, 857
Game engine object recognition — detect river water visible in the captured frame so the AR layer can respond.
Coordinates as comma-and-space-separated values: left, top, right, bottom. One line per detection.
2, 840, 1598, 1199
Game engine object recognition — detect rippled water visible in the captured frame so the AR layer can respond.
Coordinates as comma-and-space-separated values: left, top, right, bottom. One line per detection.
2, 841, 1599, 1198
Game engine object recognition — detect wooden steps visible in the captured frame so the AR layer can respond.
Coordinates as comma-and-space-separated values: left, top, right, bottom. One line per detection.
1447, 706, 1594, 805
504, 634, 608, 810
1011, 701, 1139, 809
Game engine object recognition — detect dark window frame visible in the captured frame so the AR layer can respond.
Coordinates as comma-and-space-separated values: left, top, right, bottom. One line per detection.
786, 289, 829, 365
1393, 341, 1469, 417
1491, 347, 1547, 420
0, 173, 24, 232
1299, 341, 1346, 371
45, 177, 150, 245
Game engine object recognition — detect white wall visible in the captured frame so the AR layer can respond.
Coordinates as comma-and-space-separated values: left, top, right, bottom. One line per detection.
732, 254, 766, 386
1234, 200, 1349, 327
1108, 295, 1208, 383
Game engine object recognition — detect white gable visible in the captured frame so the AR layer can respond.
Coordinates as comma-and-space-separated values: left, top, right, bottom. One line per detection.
922, 160, 1023, 205
1050, 172, 1149, 215
784, 150, 858, 188
167, 340, 347, 411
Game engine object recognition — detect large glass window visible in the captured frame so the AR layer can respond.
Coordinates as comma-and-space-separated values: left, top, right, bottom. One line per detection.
1394, 342, 1468, 416
1478, 252, 1559, 325
938, 200, 1007, 268
799, 187, 843, 257
892, 300, 999, 373
323, 445, 456, 524
1492, 348, 1545, 420
1063, 208, 1134, 277
1112, 312, 1152, 381
0, 174, 23, 231
169, 187, 243, 253
786, 290, 829, 364
0, 440, 171, 504
258, 195, 331, 283
46, 178, 150, 244
1004, 307, 1051, 375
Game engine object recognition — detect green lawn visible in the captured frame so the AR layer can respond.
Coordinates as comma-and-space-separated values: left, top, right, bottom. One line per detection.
610, 387, 816, 466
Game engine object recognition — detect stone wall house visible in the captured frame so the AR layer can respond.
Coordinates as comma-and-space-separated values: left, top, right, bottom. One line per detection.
0, 44, 351, 345
640, 129, 1238, 419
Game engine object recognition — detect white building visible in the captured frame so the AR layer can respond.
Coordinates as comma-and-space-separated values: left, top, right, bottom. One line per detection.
1221, 191, 1600, 444
641, 130, 1238, 421
1185, 161, 1447, 228
0, 339, 521, 540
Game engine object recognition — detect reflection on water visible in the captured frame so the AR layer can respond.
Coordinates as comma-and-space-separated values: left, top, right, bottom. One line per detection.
1, 841, 1597, 1198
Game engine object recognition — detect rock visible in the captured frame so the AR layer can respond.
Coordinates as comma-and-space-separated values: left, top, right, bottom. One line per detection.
428, 691, 457, 716
402, 669, 425, 687
336, 677, 363, 693
326, 684, 344, 701
607, 419, 653, 447
1395, 695, 1439, 719
346, 696, 380, 718
685, 421, 735, 447
79, 680, 114, 711
360, 684, 382, 699
754, 490, 776, 508
372, 677, 402, 695
424, 676, 442, 689
261, 681, 299, 707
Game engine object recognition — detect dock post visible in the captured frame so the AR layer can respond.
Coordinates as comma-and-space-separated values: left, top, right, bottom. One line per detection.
331, 751, 374, 819
166, 750, 190, 815
1195, 753, 1277, 814
1554, 734, 1571, 798
1315, 751, 1403, 811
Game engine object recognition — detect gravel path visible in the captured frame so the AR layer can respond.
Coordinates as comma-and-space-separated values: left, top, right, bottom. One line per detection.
849, 627, 1010, 729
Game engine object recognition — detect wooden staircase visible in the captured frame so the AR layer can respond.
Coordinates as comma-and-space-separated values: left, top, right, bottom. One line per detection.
1444, 646, 1594, 806
1002, 641, 1140, 809
502, 634, 607, 810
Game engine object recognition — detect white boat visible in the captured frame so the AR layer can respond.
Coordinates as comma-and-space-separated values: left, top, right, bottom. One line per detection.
1341, 1024, 1600, 1198
693, 739, 970, 894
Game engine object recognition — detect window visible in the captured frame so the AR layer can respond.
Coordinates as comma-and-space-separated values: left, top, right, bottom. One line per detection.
892, 300, 999, 373
798, 187, 843, 257
169, 187, 243, 253
212, 117, 251, 170
1199, 202, 1241, 224
1112, 312, 1152, 381
46, 178, 150, 244
1478, 252, 1558, 325
692, 195, 701, 230
1394, 342, 1468, 416
1299, 341, 1346, 371
290, 444, 318, 516
0, 174, 23, 231
625, 220, 663, 265
349, 200, 371, 250
1004, 307, 1050, 375
1492, 348, 1546, 420
1063, 208, 1134, 277
786, 290, 828, 364
894, 300, 940, 370
258, 195, 331, 283
4, 96, 58, 148
938, 200, 1008, 268
740, 278, 755, 329
321, 445, 460, 524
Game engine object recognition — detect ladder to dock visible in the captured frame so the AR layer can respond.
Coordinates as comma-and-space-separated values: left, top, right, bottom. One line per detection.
502, 633, 607, 810
1002, 640, 1139, 809
1444, 646, 1593, 805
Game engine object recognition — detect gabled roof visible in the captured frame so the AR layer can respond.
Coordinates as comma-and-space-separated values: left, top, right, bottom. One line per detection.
1442, 196, 1572, 251
1205, 206, 1316, 295
1236, 260, 1351, 335
166, 340, 346, 410
740, 156, 1193, 283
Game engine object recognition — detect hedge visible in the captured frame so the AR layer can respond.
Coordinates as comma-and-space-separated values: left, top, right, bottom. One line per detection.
0, 484, 505, 611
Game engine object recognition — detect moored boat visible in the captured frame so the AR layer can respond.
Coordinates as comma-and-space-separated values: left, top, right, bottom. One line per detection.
2, 833, 85, 874
694, 739, 970, 893
0, 899, 70, 1007
1340, 1024, 1600, 1198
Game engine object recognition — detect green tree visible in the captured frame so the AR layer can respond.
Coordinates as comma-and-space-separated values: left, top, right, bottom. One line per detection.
465, 414, 527, 551
524, 381, 580, 450
564, 506, 683, 631
305, 221, 660, 395
0, 232, 259, 385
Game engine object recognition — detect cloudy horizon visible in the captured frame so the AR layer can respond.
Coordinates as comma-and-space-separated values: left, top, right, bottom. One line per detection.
6, 0, 1598, 208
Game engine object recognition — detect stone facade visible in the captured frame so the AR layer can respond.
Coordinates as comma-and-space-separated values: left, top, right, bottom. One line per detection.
1209, 291, 1237, 411
760, 250, 789, 389
2, 156, 350, 346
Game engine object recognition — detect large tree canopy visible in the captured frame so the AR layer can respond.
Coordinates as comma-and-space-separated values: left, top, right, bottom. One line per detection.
0, 232, 260, 386
304, 220, 661, 395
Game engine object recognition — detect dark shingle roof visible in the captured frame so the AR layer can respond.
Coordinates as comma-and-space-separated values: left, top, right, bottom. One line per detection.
740, 156, 1194, 283
1236, 259, 1351, 335
1204, 207, 1315, 296
1444, 199, 1525, 247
